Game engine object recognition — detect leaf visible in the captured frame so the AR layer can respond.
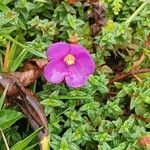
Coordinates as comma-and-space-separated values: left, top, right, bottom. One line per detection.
3, 42, 10, 72
0, 27, 16, 35
2, 34, 46, 58
80, 102, 100, 111
112, 0, 123, 15
86, 1, 106, 35
0, 73, 49, 142
0, 1, 10, 13
130, 97, 140, 110
11, 59, 48, 87
40, 136, 50, 150
11, 127, 42, 150
0, 16, 14, 26
67, 14, 77, 30
24, 143, 39, 150
139, 135, 150, 148
59, 138, 69, 150
0, 128, 10, 150
10, 49, 27, 72
68, 33, 78, 44
0, 59, 48, 95
0, 109, 23, 130
7, 38, 17, 70
0, 84, 8, 110
41, 98, 65, 107
1, 0, 13, 5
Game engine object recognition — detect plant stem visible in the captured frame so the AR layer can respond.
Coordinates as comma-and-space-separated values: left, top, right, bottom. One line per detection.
0, 128, 10, 150
109, 68, 150, 83
125, 2, 147, 26
50, 95, 93, 100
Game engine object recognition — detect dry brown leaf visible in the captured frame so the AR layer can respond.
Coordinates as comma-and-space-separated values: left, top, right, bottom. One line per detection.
11, 59, 48, 87
85, 1, 106, 35
0, 73, 48, 141
68, 0, 77, 4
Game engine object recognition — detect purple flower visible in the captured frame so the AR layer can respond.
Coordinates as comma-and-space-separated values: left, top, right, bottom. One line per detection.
44, 42, 95, 88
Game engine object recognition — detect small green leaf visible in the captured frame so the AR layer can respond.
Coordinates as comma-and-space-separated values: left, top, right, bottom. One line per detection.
0, 109, 23, 130
59, 138, 69, 150
0, 1, 10, 13
143, 96, 150, 104
80, 102, 100, 111
67, 14, 77, 30
0, 27, 16, 35
41, 98, 65, 107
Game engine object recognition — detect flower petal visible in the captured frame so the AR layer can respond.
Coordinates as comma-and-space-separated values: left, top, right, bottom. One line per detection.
44, 59, 67, 84
47, 42, 70, 60
76, 52, 95, 75
65, 64, 88, 88
70, 44, 90, 56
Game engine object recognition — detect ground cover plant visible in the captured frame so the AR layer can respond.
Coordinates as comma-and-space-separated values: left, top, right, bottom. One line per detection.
0, 0, 150, 149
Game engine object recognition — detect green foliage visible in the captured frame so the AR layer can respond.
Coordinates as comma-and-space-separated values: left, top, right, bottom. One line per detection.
11, 128, 42, 150
0, 0, 150, 149
108, 0, 123, 15
96, 20, 131, 50
0, 109, 23, 130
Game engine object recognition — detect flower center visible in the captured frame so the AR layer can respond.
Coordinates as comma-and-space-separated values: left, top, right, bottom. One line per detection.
64, 54, 75, 65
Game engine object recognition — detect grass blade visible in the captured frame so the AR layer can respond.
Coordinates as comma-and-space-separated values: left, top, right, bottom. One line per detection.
11, 127, 42, 150
0, 84, 8, 110
10, 49, 27, 72
3, 34, 46, 58
0, 128, 10, 150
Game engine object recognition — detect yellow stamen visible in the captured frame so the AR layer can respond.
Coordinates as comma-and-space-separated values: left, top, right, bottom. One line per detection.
64, 54, 75, 65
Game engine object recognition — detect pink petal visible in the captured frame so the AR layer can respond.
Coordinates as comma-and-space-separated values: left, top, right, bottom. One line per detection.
44, 59, 67, 84
76, 53, 95, 75
70, 44, 91, 56
47, 42, 70, 60
65, 64, 88, 88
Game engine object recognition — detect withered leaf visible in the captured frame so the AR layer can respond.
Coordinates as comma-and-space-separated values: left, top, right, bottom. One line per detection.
68, 0, 77, 4
0, 73, 48, 141
0, 58, 49, 145
22, 59, 48, 71
0, 59, 48, 95
85, 1, 106, 35
11, 59, 48, 88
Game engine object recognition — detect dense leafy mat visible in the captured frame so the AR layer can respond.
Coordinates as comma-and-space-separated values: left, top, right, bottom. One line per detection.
0, 0, 150, 149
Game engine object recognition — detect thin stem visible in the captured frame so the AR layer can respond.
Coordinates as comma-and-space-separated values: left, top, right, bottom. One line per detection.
0, 128, 10, 150
109, 68, 150, 83
125, 2, 147, 26
50, 95, 93, 100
